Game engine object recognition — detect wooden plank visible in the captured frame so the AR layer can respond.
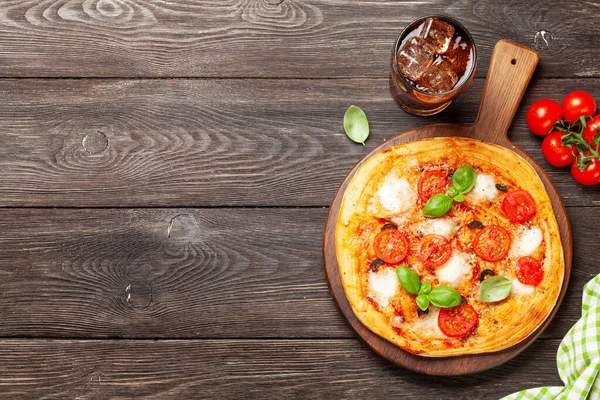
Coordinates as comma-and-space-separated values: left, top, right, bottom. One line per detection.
0, 78, 597, 207
0, 207, 592, 339
0, 208, 341, 339
0, 338, 563, 398
0, 0, 596, 78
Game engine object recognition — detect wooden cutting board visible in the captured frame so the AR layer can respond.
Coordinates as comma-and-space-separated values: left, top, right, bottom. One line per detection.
322, 40, 572, 375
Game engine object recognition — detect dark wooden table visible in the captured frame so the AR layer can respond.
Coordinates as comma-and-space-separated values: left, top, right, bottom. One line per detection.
0, 1, 598, 398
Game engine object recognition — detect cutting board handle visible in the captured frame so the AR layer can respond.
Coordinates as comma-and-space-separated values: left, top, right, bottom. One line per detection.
469, 40, 539, 144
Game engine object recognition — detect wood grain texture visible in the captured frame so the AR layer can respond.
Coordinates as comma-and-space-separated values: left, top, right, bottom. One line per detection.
0, 338, 564, 399
0, 208, 338, 339
0, 0, 594, 393
468, 41, 539, 141
0, 207, 593, 340
0, 0, 597, 78
0, 77, 598, 207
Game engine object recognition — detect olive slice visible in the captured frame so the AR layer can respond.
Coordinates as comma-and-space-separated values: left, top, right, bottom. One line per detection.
371, 258, 384, 272
417, 307, 430, 316
381, 222, 398, 231
479, 269, 496, 282
468, 220, 485, 229
495, 183, 508, 192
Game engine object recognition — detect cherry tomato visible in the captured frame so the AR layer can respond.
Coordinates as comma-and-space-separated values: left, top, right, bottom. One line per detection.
583, 115, 600, 151
526, 99, 562, 136
541, 131, 575, 167
571, 157, 600, 186
502, 190, 537, 224
516, 257, 544, 286
473, 225, 511, 262
417, 234, 452, 268
438, 303, 479, 338
418, 170, 450, 203
373, 228, 409, 264
562, 90, 597, 123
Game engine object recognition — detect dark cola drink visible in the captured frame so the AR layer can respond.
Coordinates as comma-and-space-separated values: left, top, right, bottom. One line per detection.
390, 16, 477, 116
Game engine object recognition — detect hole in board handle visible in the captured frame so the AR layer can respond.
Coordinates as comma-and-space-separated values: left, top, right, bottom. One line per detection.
511, 59, 517, 65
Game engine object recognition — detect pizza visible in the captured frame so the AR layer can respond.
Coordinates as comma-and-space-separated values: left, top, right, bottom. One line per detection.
336, 137, 564, 357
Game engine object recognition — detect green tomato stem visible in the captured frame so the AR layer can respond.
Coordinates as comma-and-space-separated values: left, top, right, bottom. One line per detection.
560, 116, 600, 168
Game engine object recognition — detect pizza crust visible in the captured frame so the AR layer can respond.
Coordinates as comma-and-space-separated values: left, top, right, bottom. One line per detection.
336, 137, 564, 357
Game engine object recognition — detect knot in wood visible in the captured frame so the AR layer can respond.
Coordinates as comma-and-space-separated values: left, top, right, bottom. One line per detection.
533, 30, 553, 50
82, 131, 108, 154
125, 281, 153, 309
96, 0, 122, 17
167, 214, 199, 242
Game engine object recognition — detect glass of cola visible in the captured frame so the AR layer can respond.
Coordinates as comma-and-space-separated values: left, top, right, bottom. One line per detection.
390, 15, 477, 116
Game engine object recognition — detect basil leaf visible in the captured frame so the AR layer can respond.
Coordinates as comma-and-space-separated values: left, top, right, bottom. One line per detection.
447, 186, 459, 198
453, 193, 465, 203
427, 286, 461, 308
395, 266, 421, 295
452, 165, 476, 194
416, 295, 430, 311
480, 275, 512, 302
423, 194, 453, 218
343, 105, 369, 145
419, 281, 432, 295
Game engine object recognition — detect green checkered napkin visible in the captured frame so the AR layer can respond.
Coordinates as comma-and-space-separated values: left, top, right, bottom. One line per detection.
501, 274, 600, 400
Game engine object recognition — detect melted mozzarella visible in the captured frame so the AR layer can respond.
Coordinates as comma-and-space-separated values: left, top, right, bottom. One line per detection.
390, 307, 445, 338
511, 279, 535, 295
377, 173, 416, 214
415, 217, 456, 239
472, 174, 498, 201
510, 226, 543, 258
435, 252, 473, 286
368, 268, 398, 309
410, 307, 445, 338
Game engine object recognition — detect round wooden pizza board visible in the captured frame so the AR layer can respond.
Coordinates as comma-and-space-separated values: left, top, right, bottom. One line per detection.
322, 40, 572, 375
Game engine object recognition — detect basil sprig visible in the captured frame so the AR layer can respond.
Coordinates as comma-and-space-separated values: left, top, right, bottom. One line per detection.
422, 165, 476, 218
422, 194, 453, 218
396, 266, 421, 295
451, 165, 476, 194
343, 105, 369, 145
416, 294, 430, 311
416, 282, 432, 311
395, 266, 462, 311
428, 286, 461, 308
480, 275, 512, 302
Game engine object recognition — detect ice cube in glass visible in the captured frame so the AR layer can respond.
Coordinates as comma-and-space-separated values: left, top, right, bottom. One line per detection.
397, 36, 435, 81
419, 18, 455, 54
444, 36, 472, 78
418, 59, 458, 93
